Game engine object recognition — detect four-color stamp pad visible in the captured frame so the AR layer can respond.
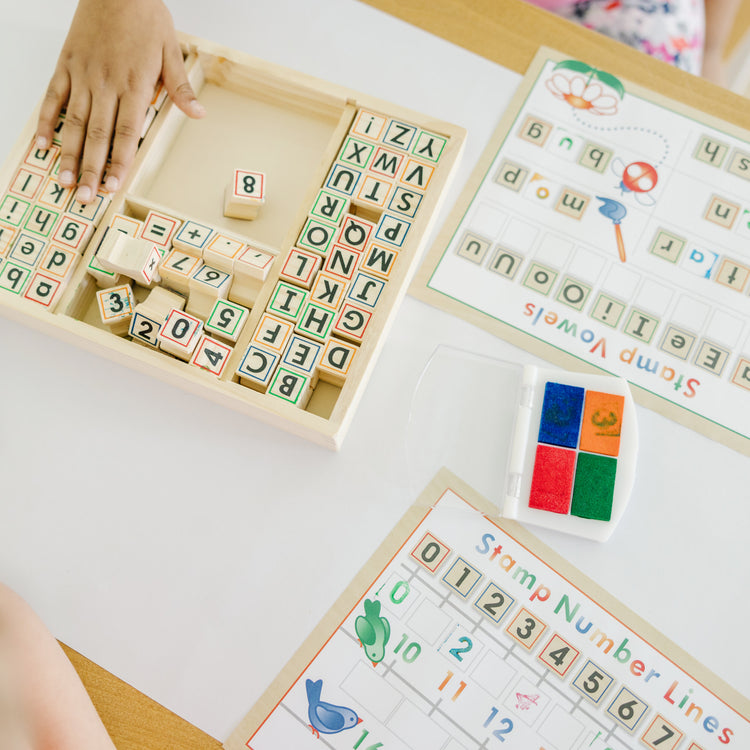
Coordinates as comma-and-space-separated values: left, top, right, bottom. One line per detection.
503, 367, 637, 541
407, 347, 638, 542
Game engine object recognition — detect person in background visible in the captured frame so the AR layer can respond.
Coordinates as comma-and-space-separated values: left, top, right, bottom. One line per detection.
528, 0, 740, 84
0, 583, 116, 749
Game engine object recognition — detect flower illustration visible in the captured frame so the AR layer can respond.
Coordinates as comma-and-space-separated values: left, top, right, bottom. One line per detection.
546, 73, 620, 115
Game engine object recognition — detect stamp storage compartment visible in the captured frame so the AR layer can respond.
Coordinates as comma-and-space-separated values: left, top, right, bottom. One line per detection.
0, 35, 465, 448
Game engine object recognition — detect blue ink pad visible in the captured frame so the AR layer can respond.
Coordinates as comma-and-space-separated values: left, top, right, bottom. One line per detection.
538, 382, 585, 448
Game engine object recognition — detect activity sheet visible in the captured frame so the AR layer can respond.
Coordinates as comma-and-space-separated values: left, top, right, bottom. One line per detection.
225, 469, 749, 750
413, 49, 750, 455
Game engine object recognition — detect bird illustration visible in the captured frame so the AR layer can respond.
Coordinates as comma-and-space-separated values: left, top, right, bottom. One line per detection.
305, 679, 362, 737
355, 598, 391, 665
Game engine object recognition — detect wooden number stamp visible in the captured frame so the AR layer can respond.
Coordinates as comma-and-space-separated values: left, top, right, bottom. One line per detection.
224, 169, 266, 220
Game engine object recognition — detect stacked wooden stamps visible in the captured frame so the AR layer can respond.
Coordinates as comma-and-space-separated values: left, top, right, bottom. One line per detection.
0, 84, 168, 310
0, 34, 464, 448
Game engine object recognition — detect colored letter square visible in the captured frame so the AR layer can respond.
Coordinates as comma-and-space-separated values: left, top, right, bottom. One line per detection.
727, 149, 750, 180
411, 129, 447, 163
572, 660, 614, 705
310, 188, 349, 225
173, 219, 213, 253
9, 169, 44, 200
579, 390, 624, 456
387, 187, 422, 218
555, 188, 589, 220
129, 311, 160, 347
716, 258, 750, 292
411, 532, 450, 573
1, 195, 31, 227
705, 195, 739, 229
140, 210, 181, 249
318, 339, 357, 386
523, 262, 557, 295
23, 272, 63, 309
369, 147, 404, 178
442, 557, 482, 598
190, 335, 232, 377
96, 284, 135, 323
659, 324, 696, 361
474, 582, 514, 623
623, 309, 659, 344
556, 277, 591, 311
333, 303, 372, 343
351, 110, 387, 141
205, 299, 249, 342
518, 116, 552, 146
488, 246, 523, 280
694, 136, 728, 166
538, 633, 580, 677
538, 382, 585, 448
579, 142, 612, 173
268, 366, 311, 408
590, 294, 625, 328
506, 608, 547, 650
282, 334, 322, 376
237, 345, 279, 390
0, 223, 18, 256
731, 358, 750, 391
641, 715, 683, 750
338, 136, 374, 169
383, 119, 417, 151
325, 163, 362, 197
570, 452, 617, 521
456, 230, 490, 264
0, 261, 31, 294
298, 217, 338, 256
495, 160, 529, 192
528, 445, 576, 514
399, 158, 434, 191
252, 313, 293, 354
606, 687, 649, 732
649, 229, 685, 263
693, 339, 730, 376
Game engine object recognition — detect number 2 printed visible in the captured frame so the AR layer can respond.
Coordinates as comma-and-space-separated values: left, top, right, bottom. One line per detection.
474, 582, 514, 623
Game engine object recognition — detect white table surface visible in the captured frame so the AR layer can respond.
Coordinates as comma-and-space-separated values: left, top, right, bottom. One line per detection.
1, 0, 748, 741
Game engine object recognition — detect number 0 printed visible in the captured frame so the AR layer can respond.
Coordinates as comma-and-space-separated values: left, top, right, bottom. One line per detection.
410, 532, 451, 573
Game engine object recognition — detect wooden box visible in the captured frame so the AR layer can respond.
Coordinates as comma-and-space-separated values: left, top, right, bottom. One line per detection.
0, 34, 465, 449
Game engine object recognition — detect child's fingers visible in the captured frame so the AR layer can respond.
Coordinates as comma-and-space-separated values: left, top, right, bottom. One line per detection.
57, 87, 92, 189
75, 93, 118, 203
36, 69, 70, 148
105, 92, 149, 194
162, 39, 205, 119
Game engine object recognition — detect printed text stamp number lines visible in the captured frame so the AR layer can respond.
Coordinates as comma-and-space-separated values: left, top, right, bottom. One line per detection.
410, 532, 664, 737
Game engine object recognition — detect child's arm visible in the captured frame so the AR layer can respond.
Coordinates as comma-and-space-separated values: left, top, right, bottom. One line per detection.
35, 0, 205, 204
0, 584, 115, 750
702, 0, 741, 85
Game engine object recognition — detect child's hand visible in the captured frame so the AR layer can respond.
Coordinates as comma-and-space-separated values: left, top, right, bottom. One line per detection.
35, 0, 206, 204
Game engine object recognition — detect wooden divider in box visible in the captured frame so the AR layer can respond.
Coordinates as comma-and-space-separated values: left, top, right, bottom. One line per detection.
0, 33, 465, 448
